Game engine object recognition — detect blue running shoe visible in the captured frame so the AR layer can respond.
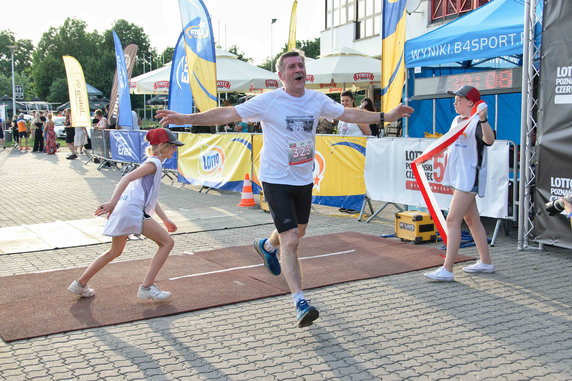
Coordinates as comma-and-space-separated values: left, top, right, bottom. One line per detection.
253, 238, 281, 276
296, 299, 319, 328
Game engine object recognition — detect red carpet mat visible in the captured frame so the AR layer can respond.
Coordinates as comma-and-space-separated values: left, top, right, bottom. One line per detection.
0, 232, 471, 342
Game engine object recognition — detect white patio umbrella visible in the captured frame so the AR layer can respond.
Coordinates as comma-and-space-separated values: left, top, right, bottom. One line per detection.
304, 47, 381, 93
130, 48, 280, 95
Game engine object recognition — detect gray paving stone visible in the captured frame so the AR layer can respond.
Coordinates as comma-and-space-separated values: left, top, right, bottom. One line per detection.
1, 147, 572, 380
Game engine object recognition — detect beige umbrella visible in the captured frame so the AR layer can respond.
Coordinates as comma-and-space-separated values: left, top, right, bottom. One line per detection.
304, 47, 380, 93
130, 48, 280, 95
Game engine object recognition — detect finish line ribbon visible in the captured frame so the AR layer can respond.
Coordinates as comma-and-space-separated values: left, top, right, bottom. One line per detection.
412, 100, 487, 245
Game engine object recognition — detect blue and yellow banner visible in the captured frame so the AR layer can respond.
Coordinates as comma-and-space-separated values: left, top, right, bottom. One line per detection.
312, 136, 367, 210
62, 56, 91, 127
178, 0, 218, 112
177, 134, 252, 191
288, 1, 298, 51
381, 0, 407, 114
251, 134, 263, 195
112, 31, 133, 128
168, 32, 194, 128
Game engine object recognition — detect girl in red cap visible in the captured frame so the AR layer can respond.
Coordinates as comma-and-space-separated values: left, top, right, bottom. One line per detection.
424, 86, 496, 282
68, 128, 184, 300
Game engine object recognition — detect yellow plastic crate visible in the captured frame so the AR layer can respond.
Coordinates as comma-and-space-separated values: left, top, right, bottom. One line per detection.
395, 211, 437, 244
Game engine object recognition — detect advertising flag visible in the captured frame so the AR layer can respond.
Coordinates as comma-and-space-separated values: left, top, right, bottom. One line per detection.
112, 31, 133, 128
168, 32, 193, 128
288, 0, 298, 51
108, 43, 138, 129
62, 56, 91, 127
381, 0, 407, 113
178, 0, 218, 112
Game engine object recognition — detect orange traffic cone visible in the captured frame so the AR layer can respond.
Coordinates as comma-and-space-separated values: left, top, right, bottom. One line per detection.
238, 174, 256, 207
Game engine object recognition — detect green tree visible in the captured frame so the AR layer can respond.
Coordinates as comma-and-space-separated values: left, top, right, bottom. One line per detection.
160, 47, 175, 65
0, 71, 34, 101
228, 45, 252, 63
259, 38, 320, 71
0, 30, 34, 77
32, 18, 103, 99
47, 78, 68, 104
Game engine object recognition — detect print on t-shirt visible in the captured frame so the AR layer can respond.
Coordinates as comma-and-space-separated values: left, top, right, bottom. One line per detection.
285, 116, 314, 132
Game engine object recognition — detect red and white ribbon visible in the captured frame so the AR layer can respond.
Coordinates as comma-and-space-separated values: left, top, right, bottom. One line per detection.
412, 100, 487, 245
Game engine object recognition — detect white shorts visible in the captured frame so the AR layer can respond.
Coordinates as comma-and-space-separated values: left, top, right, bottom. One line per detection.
74, 127, 87, 147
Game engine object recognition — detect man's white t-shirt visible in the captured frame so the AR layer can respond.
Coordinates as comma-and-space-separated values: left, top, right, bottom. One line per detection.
235, 88, 344, 185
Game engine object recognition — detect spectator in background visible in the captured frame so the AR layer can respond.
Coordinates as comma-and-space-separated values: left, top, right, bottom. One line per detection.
64, 108, 77, 159
32, 111, 45, 152
131, 110, 142, 131
11, 115, 19, 149
316, 117, 334, 134
16, 113, 29, 151
361, 97, 380, 137
0, 116, 5, 149
74, 120, 88, 156
44, 113, 57, 154
337, 91, 371, 136
93, 109, 109, 129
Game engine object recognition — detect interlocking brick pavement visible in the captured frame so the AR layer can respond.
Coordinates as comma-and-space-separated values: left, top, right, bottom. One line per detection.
1, 146, 572, 380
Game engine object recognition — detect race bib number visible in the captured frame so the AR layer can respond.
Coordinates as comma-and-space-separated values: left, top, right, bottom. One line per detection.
288, 140, 314, 165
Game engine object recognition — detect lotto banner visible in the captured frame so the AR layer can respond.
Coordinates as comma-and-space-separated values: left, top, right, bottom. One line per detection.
177, 133, 251, 191
109, 130, 142, 163
312, 135, 367, 211
535, 0, 572, 247
365, 138, 509, 219
251, 134, 263, 195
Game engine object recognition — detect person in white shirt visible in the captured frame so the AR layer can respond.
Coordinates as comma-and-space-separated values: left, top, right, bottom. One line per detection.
156, 50, 414, 327
337, 91, 371, 137
68, 128, 183, 300
131, 110, 142, 131
424, 85, 496, 282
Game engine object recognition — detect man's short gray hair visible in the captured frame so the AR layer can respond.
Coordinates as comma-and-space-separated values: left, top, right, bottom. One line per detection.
276, 49, 306, 73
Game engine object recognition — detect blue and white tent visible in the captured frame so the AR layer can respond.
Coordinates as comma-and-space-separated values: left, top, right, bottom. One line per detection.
403, 0, 542, 142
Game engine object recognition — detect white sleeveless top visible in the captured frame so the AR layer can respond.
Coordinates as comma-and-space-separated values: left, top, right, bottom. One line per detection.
442, 116, 488, 197
103, 156, 163, 236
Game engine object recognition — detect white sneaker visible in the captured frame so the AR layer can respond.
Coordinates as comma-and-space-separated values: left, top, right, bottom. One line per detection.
137, 284, 171, 300
463, 260, 495, 273
68, 280, 95, 297
424, 267, 454, 282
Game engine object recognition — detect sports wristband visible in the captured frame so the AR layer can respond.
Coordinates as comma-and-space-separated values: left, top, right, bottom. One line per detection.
567, 211, 572, 220
480, 118, 488, 123
380, 112, 384, 124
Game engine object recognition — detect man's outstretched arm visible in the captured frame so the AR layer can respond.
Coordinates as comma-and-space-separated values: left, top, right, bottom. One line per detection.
156, 107, 242, 127
338, 103, 414, 124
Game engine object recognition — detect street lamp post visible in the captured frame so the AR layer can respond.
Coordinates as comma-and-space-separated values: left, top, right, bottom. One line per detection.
270, 19, 277, 72
7, 45, 16, 118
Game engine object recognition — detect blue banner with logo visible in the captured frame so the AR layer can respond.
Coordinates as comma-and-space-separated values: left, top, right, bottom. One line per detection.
110, 130, 141, 163
178, 0, 218, 112
112, 31, 133, 128
168, 32, 193, 128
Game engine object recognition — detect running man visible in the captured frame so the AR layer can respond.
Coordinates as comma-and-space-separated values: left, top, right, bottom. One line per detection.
156, 50, 414, 327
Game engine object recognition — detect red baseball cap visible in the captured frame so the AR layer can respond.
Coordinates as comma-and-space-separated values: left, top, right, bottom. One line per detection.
146, 128, 184, 146
447, 85, 481, 103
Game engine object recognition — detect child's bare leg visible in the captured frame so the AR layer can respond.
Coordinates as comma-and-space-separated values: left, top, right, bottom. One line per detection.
141, 218, 175, 287
78, 236, 128, 286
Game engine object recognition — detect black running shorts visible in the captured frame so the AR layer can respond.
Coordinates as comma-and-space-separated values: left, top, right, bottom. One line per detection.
65, 127, 75, 144
262, 181, 313, 233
